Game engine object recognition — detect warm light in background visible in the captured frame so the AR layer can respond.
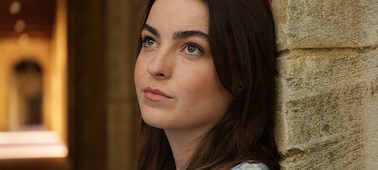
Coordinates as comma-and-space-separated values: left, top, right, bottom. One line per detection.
14, 19, 26, 33
18, 33, 29, 46
0, 131, 68, 159
9, 1, 21, 15
0, 0, 68, 161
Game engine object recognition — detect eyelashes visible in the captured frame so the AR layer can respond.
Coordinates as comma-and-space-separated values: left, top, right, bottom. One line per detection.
141, 36, 157, 48
140, 36, 205, 57
183, 43, 203, 56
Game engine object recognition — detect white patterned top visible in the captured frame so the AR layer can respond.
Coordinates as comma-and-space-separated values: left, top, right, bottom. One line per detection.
231, 162, 269, 170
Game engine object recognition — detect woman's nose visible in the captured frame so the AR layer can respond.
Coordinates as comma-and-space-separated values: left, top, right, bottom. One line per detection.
147, 51, 172, 79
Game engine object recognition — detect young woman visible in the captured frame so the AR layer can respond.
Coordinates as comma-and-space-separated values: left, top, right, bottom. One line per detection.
134, 0, 280, 169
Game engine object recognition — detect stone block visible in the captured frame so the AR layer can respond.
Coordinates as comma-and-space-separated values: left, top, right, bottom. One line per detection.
280, 135, 362, 169
272, 0, 378, 50
275, 49, 374, 169
361, 48, 378, 168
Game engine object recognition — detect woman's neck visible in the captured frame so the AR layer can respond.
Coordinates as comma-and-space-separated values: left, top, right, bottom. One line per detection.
164, 128, 205, 170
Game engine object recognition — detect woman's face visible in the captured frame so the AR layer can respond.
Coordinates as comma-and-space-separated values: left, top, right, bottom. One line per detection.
134, 0, 232, 132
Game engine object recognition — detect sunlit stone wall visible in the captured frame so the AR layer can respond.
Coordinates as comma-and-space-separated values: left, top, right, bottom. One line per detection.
272, 0, 378, 169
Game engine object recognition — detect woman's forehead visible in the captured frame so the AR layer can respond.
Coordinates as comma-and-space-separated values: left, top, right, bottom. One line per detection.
146, 0, 209, 34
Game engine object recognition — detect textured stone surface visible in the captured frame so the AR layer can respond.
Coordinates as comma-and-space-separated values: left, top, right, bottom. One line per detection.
361, 48, 378, 169
273, 0, 378, 169
276, 49, 368, 169
272, 0, 378, 50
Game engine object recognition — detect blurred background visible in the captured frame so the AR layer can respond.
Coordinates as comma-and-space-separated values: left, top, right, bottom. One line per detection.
0, 0, 144, 169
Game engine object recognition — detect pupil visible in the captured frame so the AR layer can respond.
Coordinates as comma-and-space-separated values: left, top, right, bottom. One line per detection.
148, 39, 154, 46
188, 46, 195, 52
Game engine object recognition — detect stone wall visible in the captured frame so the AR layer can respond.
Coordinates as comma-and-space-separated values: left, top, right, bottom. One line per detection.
272, 0, 378, 169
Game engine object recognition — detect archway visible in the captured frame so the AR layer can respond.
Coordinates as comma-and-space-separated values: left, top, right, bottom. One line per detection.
8, 60, 43, 130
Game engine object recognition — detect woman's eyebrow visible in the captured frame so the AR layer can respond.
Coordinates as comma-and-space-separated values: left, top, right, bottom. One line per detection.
143, 24, 160, 38
173, 30, 209, 40
143, 24, 208, 40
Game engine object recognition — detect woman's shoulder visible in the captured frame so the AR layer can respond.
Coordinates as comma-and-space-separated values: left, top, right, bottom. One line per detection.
230, 161, 269, 170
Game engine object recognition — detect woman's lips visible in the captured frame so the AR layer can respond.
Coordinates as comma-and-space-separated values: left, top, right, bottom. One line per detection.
143, 87, 173, 101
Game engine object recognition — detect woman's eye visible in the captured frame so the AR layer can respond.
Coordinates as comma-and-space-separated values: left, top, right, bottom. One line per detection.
142, 37, 157, 47
184, 44, 203, 56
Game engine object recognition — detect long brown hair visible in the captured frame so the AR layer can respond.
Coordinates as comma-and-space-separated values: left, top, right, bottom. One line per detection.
136, 0, 280, 169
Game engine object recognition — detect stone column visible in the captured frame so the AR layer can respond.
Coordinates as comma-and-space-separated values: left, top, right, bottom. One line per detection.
272, 0, 378, 169
105, 0, 145, 169
67, 0, 144, 169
